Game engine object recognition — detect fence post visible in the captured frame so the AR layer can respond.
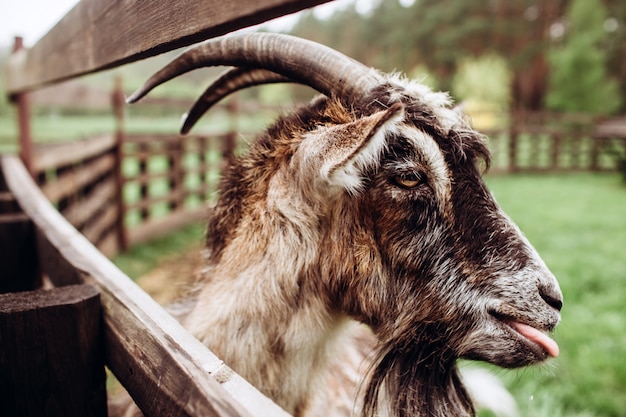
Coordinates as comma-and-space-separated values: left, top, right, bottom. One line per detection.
198, 136, 208, 201
112, 76, 129, 251
11, 37, 35, 177
551, 134, 561, 170
590, 135, 600, 171
508, 111, 518, 173
0, 284, 107, 417
167, 138, 185, 212
0, 162, 41, 292
138, 142, 150, 222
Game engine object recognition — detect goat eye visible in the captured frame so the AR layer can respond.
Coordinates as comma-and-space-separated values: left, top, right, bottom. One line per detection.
393, 172, 425, 189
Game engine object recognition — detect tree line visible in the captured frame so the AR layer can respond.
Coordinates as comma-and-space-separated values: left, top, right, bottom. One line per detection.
288, 0, 625, 115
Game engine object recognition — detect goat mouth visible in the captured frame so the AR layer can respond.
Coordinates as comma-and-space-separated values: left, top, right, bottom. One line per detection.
490, 312, 559, 359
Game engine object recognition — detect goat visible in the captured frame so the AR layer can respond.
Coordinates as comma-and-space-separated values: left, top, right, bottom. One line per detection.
126, 33, 562, 417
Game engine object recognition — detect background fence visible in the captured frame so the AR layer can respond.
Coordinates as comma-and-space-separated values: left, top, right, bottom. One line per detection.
485, 114, 626, 173
19, 76, 288, 256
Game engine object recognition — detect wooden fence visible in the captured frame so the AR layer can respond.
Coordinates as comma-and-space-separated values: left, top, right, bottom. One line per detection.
483, 111, 626, 174
1, 0, 331, 416
17, 77, 284, 257
2, 0, 626, 415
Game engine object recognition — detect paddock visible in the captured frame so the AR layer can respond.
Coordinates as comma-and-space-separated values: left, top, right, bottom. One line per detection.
1, 1, 625, 416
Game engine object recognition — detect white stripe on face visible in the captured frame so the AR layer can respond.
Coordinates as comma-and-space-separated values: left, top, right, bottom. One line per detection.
397, 125, 452, 210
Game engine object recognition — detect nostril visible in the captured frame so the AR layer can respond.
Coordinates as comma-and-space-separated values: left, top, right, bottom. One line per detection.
540, 290, 563, 311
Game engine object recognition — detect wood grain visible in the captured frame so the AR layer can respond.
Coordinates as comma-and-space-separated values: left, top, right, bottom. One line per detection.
0, 284, 106, 417
6, 0, 332, 94
33, 134, 117, 172
40, 154, 116, 203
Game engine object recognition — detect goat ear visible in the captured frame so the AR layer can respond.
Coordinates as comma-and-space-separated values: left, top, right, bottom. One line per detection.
314, 102, 404, 194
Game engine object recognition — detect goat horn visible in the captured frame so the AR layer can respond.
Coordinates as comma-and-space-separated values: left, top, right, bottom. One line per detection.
126, 33, 382, 106
181, 67, 291, 134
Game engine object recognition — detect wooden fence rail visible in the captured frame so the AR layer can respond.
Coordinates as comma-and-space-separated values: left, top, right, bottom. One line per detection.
484, 126, 626, 174
121, 132, 231, 248
33, 134, 123, 255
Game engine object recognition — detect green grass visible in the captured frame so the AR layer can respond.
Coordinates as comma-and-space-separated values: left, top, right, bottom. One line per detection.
483, 173, 626, 417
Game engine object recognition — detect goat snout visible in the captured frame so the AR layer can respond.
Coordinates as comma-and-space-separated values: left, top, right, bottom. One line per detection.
539, 282, 563, 312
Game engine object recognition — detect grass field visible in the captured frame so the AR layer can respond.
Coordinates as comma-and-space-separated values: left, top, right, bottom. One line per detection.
482, 173, 626, 417
113, 172, 626, 417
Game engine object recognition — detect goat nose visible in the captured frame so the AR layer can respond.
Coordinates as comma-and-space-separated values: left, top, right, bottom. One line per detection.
539, 285, 563, 311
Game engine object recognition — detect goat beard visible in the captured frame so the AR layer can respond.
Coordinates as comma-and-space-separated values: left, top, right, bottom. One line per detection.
361, 326, 475, 417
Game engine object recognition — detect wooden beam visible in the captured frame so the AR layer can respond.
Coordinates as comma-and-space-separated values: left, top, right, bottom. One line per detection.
62, 177, 117, 229
1, 155, 290, 417
12, 38, 35, 175
30, 79, 112, 108
33, 134, 116, 172
40, 154, 115, 203
0, 167, 40, 293
0, 284, 106, 417
127, 206, 208, 247
6, 0, 333, 94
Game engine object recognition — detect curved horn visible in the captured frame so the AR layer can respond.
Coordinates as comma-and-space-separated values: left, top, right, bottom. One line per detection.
126, 33, 382, 105
181, 67, 291, 134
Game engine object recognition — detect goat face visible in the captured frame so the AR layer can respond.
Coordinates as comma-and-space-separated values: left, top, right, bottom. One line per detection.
294, 88, 563, 415
293, 87, 563, 369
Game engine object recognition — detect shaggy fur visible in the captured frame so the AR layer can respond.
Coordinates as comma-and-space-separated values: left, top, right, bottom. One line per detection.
121, 52, 562, 416
177, 78, 562, 417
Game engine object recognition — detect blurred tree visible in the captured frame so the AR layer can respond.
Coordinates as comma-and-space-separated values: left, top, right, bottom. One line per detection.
604, 0, 626, 109
452, 54, 511, 107
291, 0, 568, 110
546, 0, 622, 115
289, 0, 626, 112
399, 0, 567, 110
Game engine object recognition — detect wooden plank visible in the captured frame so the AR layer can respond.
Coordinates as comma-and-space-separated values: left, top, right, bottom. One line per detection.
127, 207, 208, 247
1, 155, 290, 417
81, 203, 118, 246
6, 0, 333, 94
30, 79, 111, 108
33, 134, 116, 172
112, 77, 129, 252
124, 189, 187, 213
0, 284, 106, 417
63, 177, 117, 228
125, 133, 189, 146
0, 216, 40, 293
96, 228, 120, 258
125, 170, 173, 184
12, 38, 35, 176
41, 154, 115, 203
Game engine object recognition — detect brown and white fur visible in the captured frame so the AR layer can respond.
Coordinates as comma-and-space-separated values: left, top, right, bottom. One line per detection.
124, 34, 563, 417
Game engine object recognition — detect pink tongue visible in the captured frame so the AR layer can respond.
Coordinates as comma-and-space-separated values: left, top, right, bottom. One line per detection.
510, 322, 559, 357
